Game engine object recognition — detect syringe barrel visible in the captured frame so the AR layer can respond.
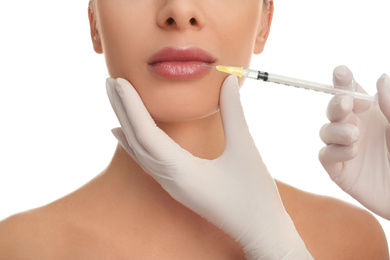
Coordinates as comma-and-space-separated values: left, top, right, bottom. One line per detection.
239, 67, 377, 102
267, 73, 335, 92
265, 73, 377, 102
242, 69, 269, 81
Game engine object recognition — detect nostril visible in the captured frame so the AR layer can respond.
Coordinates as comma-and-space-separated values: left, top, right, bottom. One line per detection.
164, 17, 198, 27
167, 17, 174, 25
189, 18, 196, 25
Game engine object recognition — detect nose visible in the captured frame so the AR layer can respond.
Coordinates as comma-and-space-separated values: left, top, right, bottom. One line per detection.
157, 0, 205, 30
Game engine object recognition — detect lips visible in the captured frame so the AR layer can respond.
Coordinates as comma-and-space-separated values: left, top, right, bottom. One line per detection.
148, 47, 216, 80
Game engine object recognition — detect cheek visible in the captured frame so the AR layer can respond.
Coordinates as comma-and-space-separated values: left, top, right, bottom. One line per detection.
97, 5, 154, 78
214, 5, 262, 67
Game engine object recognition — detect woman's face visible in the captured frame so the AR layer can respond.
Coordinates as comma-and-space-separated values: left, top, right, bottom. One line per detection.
89, 0, 273, 122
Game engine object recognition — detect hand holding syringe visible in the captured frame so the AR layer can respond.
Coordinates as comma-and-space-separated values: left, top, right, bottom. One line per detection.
214, 64, 390, 220
213, 65, 377, 102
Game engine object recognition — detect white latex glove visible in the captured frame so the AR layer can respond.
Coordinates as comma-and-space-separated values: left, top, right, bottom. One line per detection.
106, 75, 313, 259
319, 65, 390, 220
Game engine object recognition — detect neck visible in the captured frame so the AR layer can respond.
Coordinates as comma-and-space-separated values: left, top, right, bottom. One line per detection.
103, 110, 225, 188
59, 111, 226, 233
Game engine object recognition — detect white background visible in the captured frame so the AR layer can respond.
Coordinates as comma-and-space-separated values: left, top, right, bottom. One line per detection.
1, 0, 389, 250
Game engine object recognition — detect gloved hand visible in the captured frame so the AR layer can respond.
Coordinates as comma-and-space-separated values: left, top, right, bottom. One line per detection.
106, 75, 313, 259
319, 65, 390, 220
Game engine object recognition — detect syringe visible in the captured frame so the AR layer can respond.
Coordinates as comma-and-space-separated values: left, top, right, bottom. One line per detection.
214, 65, 377, 102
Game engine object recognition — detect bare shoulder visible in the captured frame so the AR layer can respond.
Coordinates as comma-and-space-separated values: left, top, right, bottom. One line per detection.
276, 180, 389, 259
0, 205, 77, 259
0, 209, 46, 258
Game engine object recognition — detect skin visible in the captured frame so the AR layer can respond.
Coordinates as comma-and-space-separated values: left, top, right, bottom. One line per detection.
0, 0, 388, 259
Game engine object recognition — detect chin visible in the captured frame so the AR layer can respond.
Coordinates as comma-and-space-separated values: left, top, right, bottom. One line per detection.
149, 101, 220, 123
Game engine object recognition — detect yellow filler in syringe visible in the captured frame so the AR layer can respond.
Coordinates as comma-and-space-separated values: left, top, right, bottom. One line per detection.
213, 65, 377, 102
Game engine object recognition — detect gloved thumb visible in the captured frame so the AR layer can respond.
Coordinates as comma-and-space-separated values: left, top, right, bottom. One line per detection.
376, 73, 390, 123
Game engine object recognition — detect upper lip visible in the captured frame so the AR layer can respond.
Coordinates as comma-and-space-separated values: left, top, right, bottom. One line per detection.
148, 47, 217, 65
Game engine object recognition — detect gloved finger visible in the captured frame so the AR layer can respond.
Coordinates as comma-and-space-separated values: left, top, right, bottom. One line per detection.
112, 126, 176, 184
106, 78, 145, 156
333, 65, 354, 89
319, 144, 358, 179
332, 65, 372, 114
319, 143, 358, 163
114, 78, 191, 161
319, 123, 359, 145
219, 75, 253, 153
111, 127, 136, 159
326, 94, 354, 122
376, 73, 390, 123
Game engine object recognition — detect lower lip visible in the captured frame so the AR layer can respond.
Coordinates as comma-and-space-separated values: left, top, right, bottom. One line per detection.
149, 61, 212, 80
